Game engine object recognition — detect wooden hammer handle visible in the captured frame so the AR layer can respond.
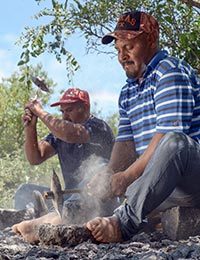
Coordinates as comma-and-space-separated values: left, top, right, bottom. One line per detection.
44, 189, 83, 199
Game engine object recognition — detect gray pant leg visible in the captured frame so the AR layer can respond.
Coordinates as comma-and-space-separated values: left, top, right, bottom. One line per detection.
154, 187, 200, 213
14, 183, 50, 210
114, 132, 200, 240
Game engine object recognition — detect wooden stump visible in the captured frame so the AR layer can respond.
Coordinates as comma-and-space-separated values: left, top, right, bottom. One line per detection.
38, 223, 93, 247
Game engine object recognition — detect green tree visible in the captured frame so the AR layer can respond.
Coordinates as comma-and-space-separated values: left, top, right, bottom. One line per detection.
0, 65, 61, 207
0, 64, 55, 156
0, 149, 60, 208
18, 0, 200, 75
106, 112, 119, 136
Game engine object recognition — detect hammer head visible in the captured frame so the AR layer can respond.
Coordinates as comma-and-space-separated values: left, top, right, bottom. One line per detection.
50, 169, 64, 217
31, 76, 50, 93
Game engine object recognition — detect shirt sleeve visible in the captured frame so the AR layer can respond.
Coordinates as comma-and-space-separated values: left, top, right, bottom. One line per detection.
116, 92, 134, 142
43, 133, 58, 153
155, 67, 195, 134
83, 116, 114, 160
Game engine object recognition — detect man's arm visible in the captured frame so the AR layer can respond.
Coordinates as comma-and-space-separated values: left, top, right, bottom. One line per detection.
108, 140, 137, 173
23, 110, 56, 165
111, 133, 165, 196
26, 100, 89, 143
86, 140, 137, 197
24, 131, 55, 165
39, 111, 89, 143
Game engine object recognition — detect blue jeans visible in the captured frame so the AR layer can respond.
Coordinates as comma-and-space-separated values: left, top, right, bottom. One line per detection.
114, 132, 200, 240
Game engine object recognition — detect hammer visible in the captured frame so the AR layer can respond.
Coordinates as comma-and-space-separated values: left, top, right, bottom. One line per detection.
24, 76, 50, 126
43, 169, 84, 217
44, 170, 118, 217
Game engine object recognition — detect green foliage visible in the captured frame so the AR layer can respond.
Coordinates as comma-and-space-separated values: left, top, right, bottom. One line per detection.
106, 112, 119, 136
0, 64, 55, 157
0, 148, 60, 208
17, 0, 200, 74
91, 102, 103, 118
17, 0, 80, 82
91, 103, 119, 136
0, 65, 59, 208
70, 0, 200, 71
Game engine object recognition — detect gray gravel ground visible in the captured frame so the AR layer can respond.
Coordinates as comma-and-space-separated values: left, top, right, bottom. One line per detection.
1, 227, 200, 259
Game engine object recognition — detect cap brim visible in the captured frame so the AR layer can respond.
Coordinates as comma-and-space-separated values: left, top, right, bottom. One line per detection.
50, 99, 78, 107
102, 31, 143, 44
102, 33, 116, 44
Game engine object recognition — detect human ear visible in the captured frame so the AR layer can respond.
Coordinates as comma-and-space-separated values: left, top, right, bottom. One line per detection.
148, 33, 158, 49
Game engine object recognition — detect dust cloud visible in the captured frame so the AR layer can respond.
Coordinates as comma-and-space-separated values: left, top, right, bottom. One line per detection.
62, 155, 119, 225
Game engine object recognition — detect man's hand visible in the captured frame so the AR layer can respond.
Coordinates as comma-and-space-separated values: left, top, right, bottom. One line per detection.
87, 170, 130, 200
25, 99, 43, 117
22, 108, 37, 127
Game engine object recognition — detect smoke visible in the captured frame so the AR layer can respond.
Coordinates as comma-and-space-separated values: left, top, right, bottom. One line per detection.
62, 155, 119, 225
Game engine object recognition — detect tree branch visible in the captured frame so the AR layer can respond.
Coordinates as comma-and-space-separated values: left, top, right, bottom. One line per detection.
181, 0, 200, 8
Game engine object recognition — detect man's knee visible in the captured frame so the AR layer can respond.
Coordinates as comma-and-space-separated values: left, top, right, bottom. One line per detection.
159, 132, 188, 153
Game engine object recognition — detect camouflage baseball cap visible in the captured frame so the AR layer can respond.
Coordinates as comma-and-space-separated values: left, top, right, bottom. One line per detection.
102, 11, 159, 44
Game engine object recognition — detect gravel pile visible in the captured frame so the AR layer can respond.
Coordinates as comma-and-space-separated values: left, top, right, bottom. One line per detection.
1, 226, 200, 259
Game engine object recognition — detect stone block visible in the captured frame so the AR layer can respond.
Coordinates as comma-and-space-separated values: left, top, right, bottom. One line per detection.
0, 209, 26, 229
161, 206, 200, 240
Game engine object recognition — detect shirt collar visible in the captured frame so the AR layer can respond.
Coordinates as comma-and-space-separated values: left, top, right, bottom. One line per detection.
144, 50, 168, 77
126, 50, 168, 85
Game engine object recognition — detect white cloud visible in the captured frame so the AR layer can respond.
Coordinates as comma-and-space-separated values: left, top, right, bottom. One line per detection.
89, 91, 119, 116
91, 91, 118, 103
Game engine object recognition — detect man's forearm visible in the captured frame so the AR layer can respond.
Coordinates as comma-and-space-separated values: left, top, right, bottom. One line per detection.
24, 126, 42, 165
37, 110, 88, 143
38, 111, 73, 141
124, 133, 165, 186
108, 141, 137, 173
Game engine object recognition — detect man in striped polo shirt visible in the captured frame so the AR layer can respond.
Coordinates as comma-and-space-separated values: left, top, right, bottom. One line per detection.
86, 10, 200, 242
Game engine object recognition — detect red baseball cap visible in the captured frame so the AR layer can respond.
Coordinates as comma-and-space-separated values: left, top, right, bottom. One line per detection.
50, 88, 90, 107
102, 11, 159, 44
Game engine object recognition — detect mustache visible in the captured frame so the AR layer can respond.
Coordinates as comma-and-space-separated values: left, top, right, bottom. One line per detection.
122, 61, 134, 66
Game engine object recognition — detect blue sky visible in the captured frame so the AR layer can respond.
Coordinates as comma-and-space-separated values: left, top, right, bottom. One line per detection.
0, 0, 126, 117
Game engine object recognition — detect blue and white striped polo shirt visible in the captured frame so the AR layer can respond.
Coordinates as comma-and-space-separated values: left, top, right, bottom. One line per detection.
116, 50, 200, 155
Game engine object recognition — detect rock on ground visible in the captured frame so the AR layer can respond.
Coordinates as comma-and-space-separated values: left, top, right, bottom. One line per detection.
0, 209, 27, 230
162, 206, 200, 240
